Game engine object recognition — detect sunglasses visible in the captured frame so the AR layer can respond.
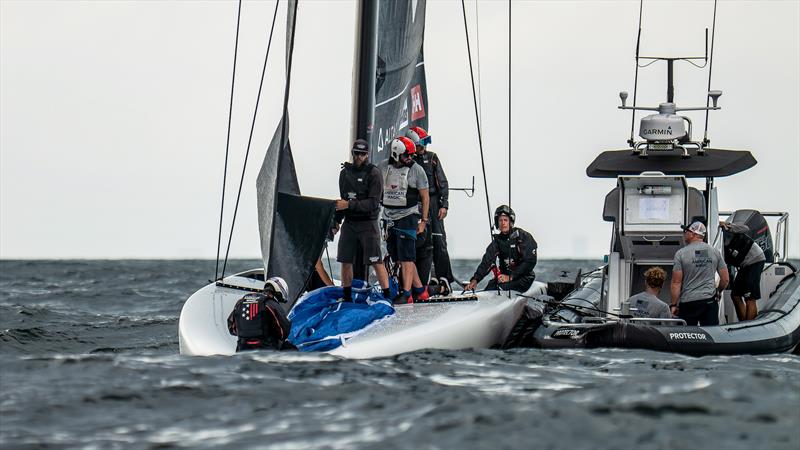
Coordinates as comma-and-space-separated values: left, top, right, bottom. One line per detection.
352, 151, 368, 157
418, 136, 432, 146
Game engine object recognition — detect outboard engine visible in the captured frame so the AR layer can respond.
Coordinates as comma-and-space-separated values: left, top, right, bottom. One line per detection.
553, 271, 606, 323
726, 209, 774, 263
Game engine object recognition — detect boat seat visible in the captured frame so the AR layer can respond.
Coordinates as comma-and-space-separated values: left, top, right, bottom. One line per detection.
758, 262, 797, 310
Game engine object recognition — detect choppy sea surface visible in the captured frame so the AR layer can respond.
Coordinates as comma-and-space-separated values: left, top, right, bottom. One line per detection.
1, 259, 798, 450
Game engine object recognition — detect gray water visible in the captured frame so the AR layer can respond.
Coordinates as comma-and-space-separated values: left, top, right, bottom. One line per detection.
1, 259, 798, 449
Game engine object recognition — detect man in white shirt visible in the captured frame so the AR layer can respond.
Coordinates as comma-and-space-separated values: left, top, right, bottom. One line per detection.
377, 136, 430, 304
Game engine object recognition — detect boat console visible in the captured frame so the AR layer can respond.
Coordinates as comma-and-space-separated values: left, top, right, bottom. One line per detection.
603, 172, 707, 311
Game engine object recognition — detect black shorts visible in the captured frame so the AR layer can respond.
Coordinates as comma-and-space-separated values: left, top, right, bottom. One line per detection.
677, 297, 719, 326
387, 214, 419, 262
337, 220, 382, 265
731, 261, 764, 300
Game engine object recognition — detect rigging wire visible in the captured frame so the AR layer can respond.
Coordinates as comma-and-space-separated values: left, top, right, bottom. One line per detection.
628, 0, 644, 146
461, 0, 495, 238
221, 0, 281, 278
474, 0, 483, 127
215, 0, 243, 281
508, 0, 511, 207
703, 0, 719, 145
324, 245, 334, 281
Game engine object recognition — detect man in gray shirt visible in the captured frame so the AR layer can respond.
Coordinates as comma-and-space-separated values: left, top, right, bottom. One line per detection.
629, 266, 672, 319
671, 221, 729, 326
378, 136, 430, 304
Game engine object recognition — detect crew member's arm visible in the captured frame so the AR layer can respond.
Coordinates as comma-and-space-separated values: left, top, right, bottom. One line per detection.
265, 299, 292, 342
315, 259, 334, 286
717, 267, 729, 295
433, 154, 449, 218
510, 232, 538, 280
670, 270, 683, 316
466, 240, 499, 290
334, 170, 347, 224
226, 300, 240, 335
417, 187, 430, 234
347, 166, 382, 214
413, 163, 430, 234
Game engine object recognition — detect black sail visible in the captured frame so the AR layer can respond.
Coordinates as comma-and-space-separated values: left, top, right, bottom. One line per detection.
366, 0, 429, 162
257, 0, 335, 307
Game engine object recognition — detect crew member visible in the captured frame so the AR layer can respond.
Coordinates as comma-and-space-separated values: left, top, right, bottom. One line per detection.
671, 221, 729, 326
628, 267, 672, 319
378, 136, 430, 304
408, 126, 454, 293
333, 139, 390, 302
227, 277, 295, 351
721, 220, 766, 321
305, 258, 334, 292
465, 205, 537, 293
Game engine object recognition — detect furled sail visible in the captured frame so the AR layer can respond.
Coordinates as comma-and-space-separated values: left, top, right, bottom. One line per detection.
369, 0, 429, 162
257, 0, 335, 306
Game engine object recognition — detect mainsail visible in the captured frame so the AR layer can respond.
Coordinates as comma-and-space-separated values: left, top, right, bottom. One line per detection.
257, 0, 335, 305
363, 0, 430, 162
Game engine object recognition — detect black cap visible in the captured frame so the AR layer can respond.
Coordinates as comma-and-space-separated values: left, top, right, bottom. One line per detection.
352, 139, 369, 153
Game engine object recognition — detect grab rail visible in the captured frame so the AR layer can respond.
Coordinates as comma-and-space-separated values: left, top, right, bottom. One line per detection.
543, 316, 687, 328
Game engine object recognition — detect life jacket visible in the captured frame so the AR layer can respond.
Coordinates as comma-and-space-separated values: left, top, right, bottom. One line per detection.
725, 209, 774, 264
413, 151, 440, 195
495, 229, 525, 275
340, 162, 376, 220
723, 226, 756, 267
230, 293, 286, 347
382, 163, 420, 210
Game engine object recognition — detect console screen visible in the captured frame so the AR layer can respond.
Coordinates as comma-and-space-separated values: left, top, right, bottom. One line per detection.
638, 197, 670, 221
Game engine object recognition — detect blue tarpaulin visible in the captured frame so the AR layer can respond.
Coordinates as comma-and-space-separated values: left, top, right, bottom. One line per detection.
287, 280, 395, 352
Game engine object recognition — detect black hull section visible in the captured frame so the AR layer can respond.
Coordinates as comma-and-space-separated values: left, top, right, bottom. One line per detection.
528, 274, 800, 356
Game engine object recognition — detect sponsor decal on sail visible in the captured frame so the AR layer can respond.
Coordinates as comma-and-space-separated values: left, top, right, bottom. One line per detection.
410, 84, 425, 121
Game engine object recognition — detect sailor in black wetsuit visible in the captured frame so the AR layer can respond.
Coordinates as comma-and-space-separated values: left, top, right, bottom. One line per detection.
407, 126, 454, 291
332, 139, 391, 302
465, 205, 538, 293
227, 277, 295, 351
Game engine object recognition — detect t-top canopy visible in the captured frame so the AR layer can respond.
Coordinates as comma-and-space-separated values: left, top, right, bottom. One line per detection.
586, 148, 757, 178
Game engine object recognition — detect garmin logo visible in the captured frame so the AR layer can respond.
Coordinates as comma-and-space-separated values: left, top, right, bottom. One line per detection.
553, 329, 581, 338
642, 127, 673, 136
668, 332, 708, 340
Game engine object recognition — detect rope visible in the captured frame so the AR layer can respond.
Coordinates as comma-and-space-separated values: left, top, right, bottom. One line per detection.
460, 0, 494, 239
628, 0, 644, 147
215, 0, 242, 281
703, 0, 718, 145
221, 0, 281, 278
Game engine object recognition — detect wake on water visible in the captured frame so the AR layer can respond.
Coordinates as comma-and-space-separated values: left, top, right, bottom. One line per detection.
1, 260, 798, 449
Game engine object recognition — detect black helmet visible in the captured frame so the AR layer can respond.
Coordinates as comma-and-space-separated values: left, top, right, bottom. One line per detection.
494, 205, 515, 229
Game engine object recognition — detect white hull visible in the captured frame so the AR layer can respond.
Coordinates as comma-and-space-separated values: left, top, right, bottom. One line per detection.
179, 269, 540, 358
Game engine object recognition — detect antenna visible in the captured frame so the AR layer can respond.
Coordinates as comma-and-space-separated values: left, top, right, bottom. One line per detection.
628, 0, 645, 148
703, 0, 719, 147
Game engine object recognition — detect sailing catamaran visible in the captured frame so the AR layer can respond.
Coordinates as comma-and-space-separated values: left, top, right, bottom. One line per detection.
179, 0, 540, 358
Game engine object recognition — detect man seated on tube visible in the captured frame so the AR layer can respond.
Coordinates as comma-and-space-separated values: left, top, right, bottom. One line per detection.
628, 267, 673, 320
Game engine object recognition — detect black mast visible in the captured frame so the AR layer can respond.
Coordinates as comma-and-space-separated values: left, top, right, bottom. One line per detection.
353, 0, 379, 147
351, 0, 379, 281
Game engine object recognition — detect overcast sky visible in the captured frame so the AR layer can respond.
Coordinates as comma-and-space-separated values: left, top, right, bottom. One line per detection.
1, 0, 798, 260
